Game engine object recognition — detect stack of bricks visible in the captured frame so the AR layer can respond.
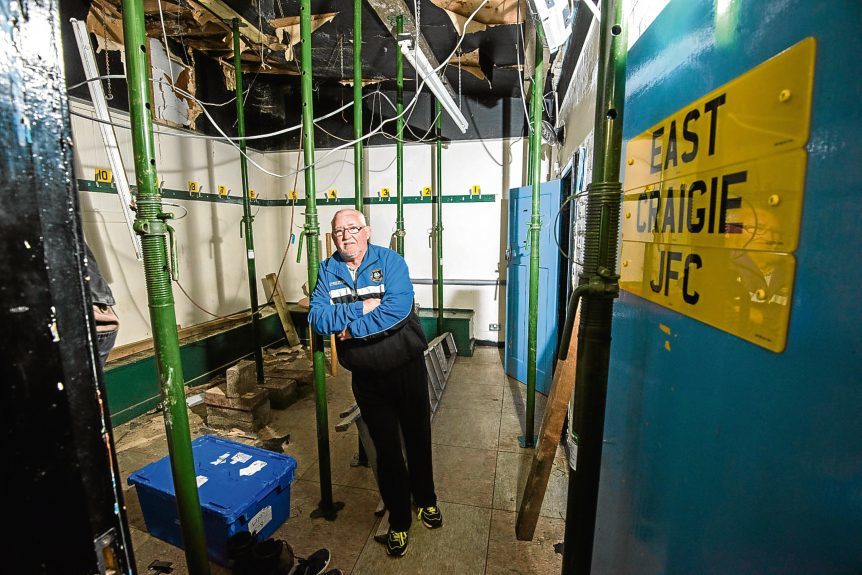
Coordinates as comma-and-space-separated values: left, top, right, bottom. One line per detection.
204, 360, 270, 433
262, 365, 310, 409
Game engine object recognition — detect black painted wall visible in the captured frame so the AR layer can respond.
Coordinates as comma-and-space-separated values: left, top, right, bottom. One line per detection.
3, 0, 135, 572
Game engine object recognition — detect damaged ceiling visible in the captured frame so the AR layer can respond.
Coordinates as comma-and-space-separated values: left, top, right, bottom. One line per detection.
64, 0, 540, 148
86, 0, 527, 92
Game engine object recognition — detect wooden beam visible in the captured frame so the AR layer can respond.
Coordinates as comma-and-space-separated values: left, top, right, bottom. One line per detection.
325, 233, 338, 376
262, 273, 302, 347
365, 0, 460, 102
107, 307, 268, 362
515, 305, 581, 540
189, 0, 271, 47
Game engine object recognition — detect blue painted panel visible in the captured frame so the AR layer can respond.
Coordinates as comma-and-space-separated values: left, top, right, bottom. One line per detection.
505, 181, 562, 394
595, 2, 862, 574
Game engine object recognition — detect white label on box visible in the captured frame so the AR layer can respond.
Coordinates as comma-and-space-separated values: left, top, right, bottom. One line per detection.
239, 460, 267, 476
231, 452, 252, 465
249, 505, 272, 534
196, 475, 208, 487
211, 452, 230, 466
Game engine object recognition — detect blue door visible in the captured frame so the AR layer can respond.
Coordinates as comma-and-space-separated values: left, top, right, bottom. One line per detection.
505, 180, 562, 394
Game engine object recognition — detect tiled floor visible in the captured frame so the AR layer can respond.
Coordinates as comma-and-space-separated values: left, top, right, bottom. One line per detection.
117, 346, 568, 574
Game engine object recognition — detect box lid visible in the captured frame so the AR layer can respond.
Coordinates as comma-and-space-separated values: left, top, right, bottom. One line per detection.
128, 435, 297, 524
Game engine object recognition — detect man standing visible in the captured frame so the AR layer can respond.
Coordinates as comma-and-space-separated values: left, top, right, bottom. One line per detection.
308, 209, 442, 557
85, 243, 119, 369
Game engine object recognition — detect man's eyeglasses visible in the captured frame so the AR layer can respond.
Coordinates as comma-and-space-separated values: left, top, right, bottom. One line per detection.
332, 225, 366, 238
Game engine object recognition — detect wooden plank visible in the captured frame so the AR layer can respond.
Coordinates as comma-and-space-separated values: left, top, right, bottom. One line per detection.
107, 309, 262, 361
107, 337, 154, 362
325, 232, 338, 376
262, 273, 301, 347
189, 0, 270, 46
515, 305, 581, 541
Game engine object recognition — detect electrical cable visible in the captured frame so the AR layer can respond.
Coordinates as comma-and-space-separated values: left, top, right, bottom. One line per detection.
429, 0, 488, 77
318, 99, 439, 144
401, 0, 489, 127
261, 121, 305, 306
553, 191, 590, 261
69, 75, 382, 140
161, 201, 188, 219
174, 278, 257, 320
516, 0, 532, 132
75, 2, 486, 183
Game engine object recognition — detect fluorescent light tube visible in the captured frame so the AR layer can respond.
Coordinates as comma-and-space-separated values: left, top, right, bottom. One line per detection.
398, 40, 469, 134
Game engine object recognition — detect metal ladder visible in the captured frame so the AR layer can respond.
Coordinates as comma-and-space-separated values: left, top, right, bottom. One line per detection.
424, 331, 458, 419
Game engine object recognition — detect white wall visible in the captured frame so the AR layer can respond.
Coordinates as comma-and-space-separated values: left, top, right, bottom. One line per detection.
72, 100, 545, 345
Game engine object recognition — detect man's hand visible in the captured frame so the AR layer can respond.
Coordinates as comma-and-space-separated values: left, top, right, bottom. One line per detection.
337, 327, 352, 341
362, 298, 381, 314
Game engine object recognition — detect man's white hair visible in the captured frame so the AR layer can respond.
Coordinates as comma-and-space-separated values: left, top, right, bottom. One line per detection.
331, 209, 367, 228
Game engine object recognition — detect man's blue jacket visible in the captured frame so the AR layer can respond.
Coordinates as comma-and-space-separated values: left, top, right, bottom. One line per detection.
308, 244, 427, 372
308, 243, 413, 337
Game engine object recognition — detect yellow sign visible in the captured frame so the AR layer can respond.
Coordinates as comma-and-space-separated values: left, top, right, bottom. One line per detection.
218, 185, 228, 197
288, 190, 298, 200
327, 189, 337, 199
249, 189, 257, 200
471, 184, 481, 195
622, 149, 807, 252
625, 37, 815, 191
188, 181, 199, 194
620, 242, 795, 352
380, 188, 390, 198
422, 187, 431, 197
621, 37, 815, 352
95, 168, 112, 183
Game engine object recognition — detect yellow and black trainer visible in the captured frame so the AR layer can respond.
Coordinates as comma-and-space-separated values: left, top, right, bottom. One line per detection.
385, 529, 409, 557
417, 505, 443, 529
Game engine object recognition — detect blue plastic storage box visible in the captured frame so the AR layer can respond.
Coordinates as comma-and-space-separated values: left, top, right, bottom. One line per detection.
127, 435, 297, 565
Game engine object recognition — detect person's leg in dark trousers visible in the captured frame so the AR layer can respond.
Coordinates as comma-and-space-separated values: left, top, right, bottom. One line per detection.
352, 371, 414, 531
96, 328, 118, 370
396, 354, 436, 509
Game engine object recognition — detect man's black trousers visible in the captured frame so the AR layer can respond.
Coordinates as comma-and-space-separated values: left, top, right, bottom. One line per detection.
351, 354, 437, 531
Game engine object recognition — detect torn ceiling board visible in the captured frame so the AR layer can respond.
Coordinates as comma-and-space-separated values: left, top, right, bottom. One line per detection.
271, 12, 338, 62
338, 78, 384, 87
431, 0, 525, 26
149, 37, 194, 127
443, 8, 488, 35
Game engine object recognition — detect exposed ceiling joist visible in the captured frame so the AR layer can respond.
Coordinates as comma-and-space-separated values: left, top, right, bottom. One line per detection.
191, 0, 271, 47
365, 0, 459, 102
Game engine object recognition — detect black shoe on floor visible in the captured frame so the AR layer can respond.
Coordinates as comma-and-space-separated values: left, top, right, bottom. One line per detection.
251, 538, 294, 575
293, 548, 332, 575
417, 505, 443, 529
385, 529, 409, 557
226, 531, 257, 575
